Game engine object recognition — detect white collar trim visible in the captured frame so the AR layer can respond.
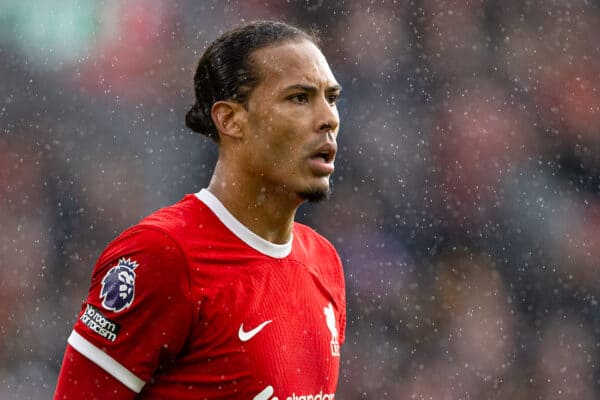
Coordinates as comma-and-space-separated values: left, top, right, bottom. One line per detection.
195, 189, 292, 259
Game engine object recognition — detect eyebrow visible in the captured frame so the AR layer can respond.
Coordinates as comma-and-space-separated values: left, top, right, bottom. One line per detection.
283, 83, 343, 94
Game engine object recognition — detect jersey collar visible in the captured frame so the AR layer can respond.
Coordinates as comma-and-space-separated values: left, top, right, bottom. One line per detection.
195, 189, 293, 259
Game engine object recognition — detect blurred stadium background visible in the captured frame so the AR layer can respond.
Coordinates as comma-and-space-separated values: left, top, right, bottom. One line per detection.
2, 1, 600, 398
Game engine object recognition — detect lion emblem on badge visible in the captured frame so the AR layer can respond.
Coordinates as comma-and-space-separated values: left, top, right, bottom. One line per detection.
100, 258, 139, 312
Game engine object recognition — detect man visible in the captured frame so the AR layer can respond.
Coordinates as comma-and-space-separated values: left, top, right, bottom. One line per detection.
54, 20, 346, 399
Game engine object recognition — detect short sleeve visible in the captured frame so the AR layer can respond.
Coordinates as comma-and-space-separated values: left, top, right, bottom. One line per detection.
68, 227, 194, 393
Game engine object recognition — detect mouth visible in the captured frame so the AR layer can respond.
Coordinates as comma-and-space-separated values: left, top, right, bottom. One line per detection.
307, 142, 337, 176
310, 142, 337, 164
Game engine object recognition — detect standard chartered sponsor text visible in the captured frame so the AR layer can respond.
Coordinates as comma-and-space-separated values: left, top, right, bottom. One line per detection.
286, 391, 335, 400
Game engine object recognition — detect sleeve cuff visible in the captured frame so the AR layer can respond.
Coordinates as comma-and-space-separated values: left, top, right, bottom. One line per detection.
68, 330, 146, 393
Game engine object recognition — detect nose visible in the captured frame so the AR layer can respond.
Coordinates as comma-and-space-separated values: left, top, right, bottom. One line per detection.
316, 98, 339, 135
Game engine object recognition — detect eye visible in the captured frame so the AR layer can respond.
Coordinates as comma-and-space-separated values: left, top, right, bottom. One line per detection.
327, 93, 340, 105
289, 93, 309, 104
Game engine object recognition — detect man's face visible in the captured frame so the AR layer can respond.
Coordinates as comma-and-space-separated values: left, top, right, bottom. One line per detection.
241, 39, 341, 203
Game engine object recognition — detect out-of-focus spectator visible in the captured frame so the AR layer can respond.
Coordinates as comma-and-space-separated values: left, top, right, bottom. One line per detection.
431, 77, 538, 236
0, 136, 54, 399
396, 252, 517, 399
535, 314, 597, 399
422, 0, 490, 79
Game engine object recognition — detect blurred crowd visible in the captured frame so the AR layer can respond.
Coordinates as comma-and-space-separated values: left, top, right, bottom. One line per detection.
2, 1, 600, 399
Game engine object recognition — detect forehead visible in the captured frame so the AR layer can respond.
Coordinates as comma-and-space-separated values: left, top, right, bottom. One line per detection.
250, 39, 338, 90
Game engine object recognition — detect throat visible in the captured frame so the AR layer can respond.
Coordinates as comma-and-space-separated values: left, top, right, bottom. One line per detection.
207, 182, 297, 244
242, 200, 296, 244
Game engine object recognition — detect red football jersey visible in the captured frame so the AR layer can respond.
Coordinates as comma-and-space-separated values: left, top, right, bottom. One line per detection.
67, 189, 346, 399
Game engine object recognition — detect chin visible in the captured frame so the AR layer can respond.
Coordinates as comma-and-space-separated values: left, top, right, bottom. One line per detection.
298, 187, 331, 203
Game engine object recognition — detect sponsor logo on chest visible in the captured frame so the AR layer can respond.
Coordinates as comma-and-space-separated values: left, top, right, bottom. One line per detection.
254, 385, 336, 400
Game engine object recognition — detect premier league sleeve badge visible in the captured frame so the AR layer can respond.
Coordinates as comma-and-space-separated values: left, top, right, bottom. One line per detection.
100, 258, 139, 312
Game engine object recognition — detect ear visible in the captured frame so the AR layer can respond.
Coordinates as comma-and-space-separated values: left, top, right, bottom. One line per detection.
211, 100, 245, 140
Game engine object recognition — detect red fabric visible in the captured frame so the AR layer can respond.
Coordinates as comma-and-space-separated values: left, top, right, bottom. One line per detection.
56, 193, 345, 399
54, 345, 136, 400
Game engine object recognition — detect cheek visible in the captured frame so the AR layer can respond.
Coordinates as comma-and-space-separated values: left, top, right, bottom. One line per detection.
260, 117, 304, 154
268, 135, 302, 166
247, 106, 309, 169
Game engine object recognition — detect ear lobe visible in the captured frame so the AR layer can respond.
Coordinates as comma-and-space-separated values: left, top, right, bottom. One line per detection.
211, 101, 245, 140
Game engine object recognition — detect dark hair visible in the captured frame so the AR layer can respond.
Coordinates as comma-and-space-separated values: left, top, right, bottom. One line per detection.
185, 20, 320, 142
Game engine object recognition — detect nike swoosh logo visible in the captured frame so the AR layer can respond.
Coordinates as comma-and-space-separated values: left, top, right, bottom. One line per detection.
238, 320, 272, 341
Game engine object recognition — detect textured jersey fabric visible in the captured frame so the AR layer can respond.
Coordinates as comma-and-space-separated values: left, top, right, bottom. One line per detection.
68, 189, 346, 399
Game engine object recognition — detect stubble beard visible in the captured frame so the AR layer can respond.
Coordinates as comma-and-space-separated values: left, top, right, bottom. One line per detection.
299, 187, 331, 203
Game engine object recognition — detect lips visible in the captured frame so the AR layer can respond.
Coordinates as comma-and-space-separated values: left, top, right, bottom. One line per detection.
308, 142, 337, 175
310, 142, 337, 163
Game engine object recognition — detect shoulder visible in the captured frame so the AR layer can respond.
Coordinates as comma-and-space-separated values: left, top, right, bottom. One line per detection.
93, 226, 191, 295
109, 193, 216, 251
92, 195, 207, 282
293, 222, 339, 255
293, 223, 346, 330
97, 225, 184, 266
137, 194, 207, 233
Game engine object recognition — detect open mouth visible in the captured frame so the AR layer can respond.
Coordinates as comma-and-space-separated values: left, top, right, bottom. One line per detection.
307, 142, 337, 176
310, 143, 336, 163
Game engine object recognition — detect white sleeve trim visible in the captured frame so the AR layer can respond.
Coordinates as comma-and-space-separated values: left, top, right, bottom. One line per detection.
67, 330, 146, 393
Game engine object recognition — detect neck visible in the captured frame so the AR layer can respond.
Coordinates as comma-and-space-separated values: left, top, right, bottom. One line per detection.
207, 160, 302, 244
